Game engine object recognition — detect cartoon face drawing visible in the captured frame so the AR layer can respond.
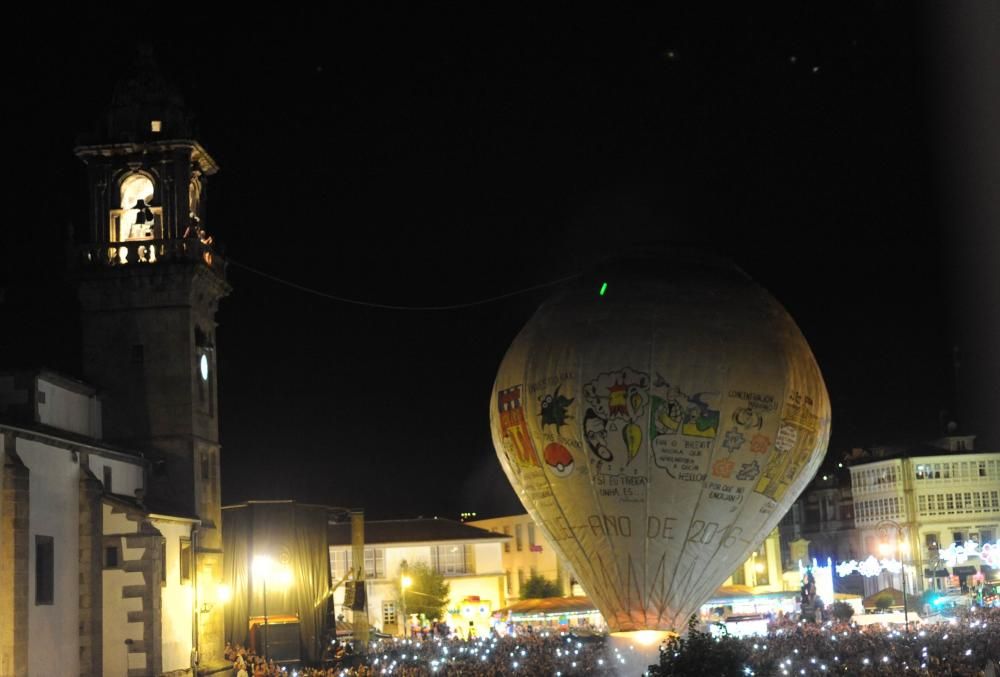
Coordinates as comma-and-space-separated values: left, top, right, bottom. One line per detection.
539, 385, 575, 431
583, 409, 613, 462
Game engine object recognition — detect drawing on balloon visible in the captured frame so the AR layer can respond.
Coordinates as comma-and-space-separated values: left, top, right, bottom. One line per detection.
543, 442, 575, 477
532, 384, 580, 478
538, 385, 575, 432
649, 373, 720, 480
736, 459, 761, 481
721, 428, 747, 453
496, 385, 541, 469
750, 434, 771, 454
581, 368, 649, 466
754, 391, 821, 500
583, 408, 614, 462
649, 374, 720, 439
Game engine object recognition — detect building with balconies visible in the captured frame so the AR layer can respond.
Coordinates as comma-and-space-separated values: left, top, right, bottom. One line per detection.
848, 435, 1000, 597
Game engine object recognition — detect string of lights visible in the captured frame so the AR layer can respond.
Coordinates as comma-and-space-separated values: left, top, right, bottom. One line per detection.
225, 258, 581, 311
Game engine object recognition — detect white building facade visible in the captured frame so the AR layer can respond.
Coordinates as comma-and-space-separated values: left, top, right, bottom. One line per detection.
329, 518, 508, 638
849, 435, 1000, 597
0, 370, 202, 676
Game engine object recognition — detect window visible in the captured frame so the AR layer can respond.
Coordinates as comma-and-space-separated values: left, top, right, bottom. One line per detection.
161, 540, 167, 585
201, 452, 210, 481
953, 532, 964, 547
505, 570, 512, 595
916, 465, 926, 480
517, 569, 525, 592
331, 550, 350, 580
332, 549, 384, 579
527, 523, 536, 548
981, 529, 995, 544
364, 548, 385, 579
755, 553, 770, 586
180, 538, 192, 584
503, 526, 511, 553
432, 545, 469, 576
382, 601, 397, 625
731, 565, 745, 586
980, 462, 987, 477
103, 465, 113, 492
925, 533, 939, 551
515, 524, 523, 552
35, 535, 54, 605
117, 173, 156, 241
105, 545, 120, 568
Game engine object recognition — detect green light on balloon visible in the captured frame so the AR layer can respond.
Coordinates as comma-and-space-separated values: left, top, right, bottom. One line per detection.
599, 282, 608, 296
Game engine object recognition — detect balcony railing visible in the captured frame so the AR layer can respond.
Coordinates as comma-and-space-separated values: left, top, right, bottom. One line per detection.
80, 238, 225, 276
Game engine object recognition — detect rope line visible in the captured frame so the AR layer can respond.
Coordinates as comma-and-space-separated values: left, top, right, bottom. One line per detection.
226, 257, 580, 311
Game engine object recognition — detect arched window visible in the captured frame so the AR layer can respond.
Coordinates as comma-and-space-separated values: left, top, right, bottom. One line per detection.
118, 173, 156, 241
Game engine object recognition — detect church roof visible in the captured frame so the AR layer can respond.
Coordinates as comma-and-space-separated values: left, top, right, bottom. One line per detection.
104, 491, 201, 523
327, 517, 509, 547
0, 417, 145, 465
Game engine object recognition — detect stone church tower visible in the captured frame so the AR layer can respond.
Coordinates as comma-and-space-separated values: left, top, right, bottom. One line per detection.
74, 49, 229, 666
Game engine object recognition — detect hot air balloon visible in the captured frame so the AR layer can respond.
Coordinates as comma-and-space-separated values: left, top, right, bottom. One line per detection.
490, 249, 830, 650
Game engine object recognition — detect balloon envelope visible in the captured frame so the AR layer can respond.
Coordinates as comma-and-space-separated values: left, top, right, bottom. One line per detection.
490, 252, 830, 632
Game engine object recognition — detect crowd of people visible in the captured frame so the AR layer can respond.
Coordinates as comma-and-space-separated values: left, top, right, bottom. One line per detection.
227, 631, 623, 676
224, 607, 1000, 676
733, 606, 1000, 676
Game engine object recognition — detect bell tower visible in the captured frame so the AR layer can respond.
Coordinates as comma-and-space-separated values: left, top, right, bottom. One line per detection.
74, 48, 229, 665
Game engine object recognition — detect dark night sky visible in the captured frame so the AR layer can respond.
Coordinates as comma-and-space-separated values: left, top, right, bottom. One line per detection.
3, 6, 998, 519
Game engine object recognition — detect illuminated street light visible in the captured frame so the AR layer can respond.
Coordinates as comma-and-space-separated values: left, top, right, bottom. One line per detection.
400, 567, 413, 639
253, 555, 293, 663
876, 520, 910, 634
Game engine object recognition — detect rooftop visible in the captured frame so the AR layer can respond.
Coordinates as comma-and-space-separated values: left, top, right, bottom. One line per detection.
328, 517, 508, 547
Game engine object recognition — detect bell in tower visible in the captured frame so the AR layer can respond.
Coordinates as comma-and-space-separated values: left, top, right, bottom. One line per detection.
73, 47, 229, 666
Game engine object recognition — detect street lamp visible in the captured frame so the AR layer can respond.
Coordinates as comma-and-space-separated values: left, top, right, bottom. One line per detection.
252, 556, 292, 663
253, 555, 274, 663
400, 569, 413, 639
876, 520, 910, 633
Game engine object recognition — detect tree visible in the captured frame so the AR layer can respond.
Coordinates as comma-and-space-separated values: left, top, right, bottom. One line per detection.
874, 594, 893, 612
400, 562, 449, 621
830, 601, 855, 622
649, 615, 755, 677
520, 574, 561, 599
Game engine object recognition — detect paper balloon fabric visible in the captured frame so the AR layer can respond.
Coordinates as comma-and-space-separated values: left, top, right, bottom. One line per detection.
490, 253, 831, 632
